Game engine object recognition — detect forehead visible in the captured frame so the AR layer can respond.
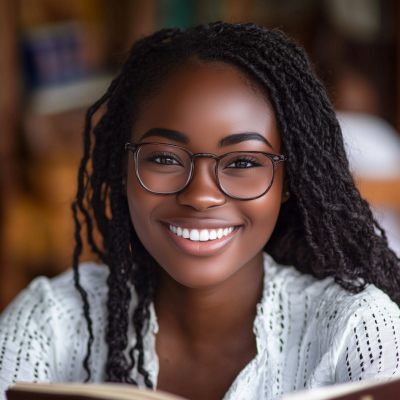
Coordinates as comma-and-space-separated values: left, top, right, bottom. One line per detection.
131, 63, 280, 152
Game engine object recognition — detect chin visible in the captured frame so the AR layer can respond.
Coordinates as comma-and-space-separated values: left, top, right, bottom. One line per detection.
160, 258, 240, 289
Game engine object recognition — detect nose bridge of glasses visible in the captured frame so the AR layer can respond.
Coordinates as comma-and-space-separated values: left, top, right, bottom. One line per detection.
189, 154, 220, 185
191, 153, 219, 175
192, 153, 219, 161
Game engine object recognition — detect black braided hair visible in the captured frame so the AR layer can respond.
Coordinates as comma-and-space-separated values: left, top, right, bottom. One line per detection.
71, 21, 400, 386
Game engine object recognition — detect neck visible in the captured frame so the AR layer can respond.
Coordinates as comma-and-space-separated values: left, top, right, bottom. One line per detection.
153, 251, 264, 345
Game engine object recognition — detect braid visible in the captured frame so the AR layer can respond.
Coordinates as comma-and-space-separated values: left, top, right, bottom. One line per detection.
71, 79, 119, 381
72, 22, 400, 385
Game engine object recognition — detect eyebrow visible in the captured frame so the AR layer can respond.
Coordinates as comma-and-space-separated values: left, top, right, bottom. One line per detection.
139, 128, 189, 144
139, 128, 273, 150
218, 132, 273, 150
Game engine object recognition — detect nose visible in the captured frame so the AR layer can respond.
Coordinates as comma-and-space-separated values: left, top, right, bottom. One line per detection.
176, 157, 226, 211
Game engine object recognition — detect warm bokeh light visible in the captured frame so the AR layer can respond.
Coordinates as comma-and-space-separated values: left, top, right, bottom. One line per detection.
0, 0, 399, 311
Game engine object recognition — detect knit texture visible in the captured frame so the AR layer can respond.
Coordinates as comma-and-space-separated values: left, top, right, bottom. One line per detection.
1, 253, 400, 400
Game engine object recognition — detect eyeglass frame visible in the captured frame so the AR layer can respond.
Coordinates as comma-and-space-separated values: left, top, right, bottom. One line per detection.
125, 142, 287, 201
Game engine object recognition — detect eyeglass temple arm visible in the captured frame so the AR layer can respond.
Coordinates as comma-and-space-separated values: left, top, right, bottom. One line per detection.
125, 143, 139, 151
272, 154, 287, 164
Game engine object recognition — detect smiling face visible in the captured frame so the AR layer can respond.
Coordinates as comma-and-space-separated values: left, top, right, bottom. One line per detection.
127, 62, 286, 289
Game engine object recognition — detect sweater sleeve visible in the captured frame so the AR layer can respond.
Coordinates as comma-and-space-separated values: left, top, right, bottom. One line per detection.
0, 277, 57, 400
334, 286, 400, 383
0, 264, 109, 400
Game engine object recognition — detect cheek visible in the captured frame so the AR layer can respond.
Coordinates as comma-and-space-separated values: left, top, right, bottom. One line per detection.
239, 164, 284, 245
126, 166, 158, 245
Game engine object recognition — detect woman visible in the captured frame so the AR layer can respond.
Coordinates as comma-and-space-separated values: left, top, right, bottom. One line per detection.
1, 22, 400, 400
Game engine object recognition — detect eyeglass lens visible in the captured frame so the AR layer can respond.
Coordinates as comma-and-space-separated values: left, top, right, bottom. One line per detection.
136, 144, 274, 199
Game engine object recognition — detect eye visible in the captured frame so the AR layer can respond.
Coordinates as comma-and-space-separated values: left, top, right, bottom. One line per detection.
225, 156, 263, 169
146, 152, 182, 165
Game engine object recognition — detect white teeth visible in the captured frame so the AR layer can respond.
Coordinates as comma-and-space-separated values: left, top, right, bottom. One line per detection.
168, 225, 235, 241
189, 229, 200, 241
199, 230, 209, 241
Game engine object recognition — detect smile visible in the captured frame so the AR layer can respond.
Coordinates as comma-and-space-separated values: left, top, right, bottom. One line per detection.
169, 225, 234, 241
162, 220, 240, 256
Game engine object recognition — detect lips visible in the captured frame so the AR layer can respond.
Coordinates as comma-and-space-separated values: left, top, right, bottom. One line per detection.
161, 219, 240, 256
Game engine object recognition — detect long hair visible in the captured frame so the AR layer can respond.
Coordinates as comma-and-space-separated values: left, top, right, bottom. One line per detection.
71, 21, 400, 386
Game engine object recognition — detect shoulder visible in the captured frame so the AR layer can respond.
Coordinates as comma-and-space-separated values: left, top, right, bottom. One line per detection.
263, 253, 398, 316
332, 284, 400, 383
306, 282, 400, 386
1, 262, 109, 324
0, 262, 109, 391
47, 261, 110, 300
262, 253, 400, 386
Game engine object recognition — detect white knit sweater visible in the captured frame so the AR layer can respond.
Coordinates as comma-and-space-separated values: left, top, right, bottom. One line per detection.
1, 253, 400, 400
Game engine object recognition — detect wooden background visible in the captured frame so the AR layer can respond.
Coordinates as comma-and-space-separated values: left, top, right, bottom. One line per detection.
0, 0, 399, 311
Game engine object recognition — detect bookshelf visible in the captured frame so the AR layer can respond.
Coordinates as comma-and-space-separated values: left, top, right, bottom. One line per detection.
0, 0, 399, 311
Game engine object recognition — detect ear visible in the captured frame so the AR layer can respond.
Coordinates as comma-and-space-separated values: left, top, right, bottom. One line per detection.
281, 182, 291, 203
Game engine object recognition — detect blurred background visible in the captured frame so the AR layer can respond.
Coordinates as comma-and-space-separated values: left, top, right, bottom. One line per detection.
0, 0, 400, 312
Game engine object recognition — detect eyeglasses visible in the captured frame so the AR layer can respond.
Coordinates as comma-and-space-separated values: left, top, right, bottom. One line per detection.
125, 142, 286, 201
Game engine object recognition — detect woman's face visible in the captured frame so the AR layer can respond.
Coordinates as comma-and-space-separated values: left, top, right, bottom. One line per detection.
127, 63, 286, 288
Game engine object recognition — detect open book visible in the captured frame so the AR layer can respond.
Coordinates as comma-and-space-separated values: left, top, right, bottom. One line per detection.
6, 383, 186, 400
6, 375, 400, 400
